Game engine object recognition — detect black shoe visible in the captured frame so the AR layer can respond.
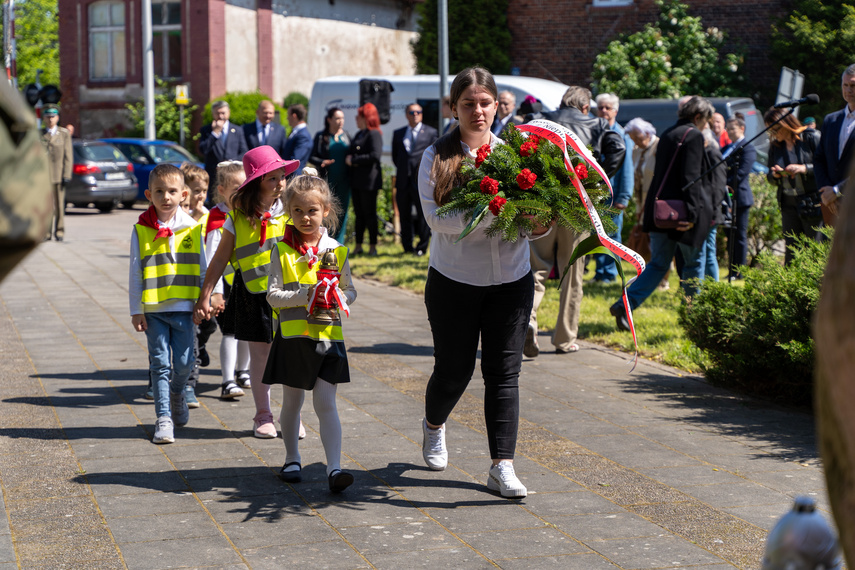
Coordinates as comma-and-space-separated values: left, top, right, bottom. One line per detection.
278, 462, 302, 483
328, 469, 354, 493
609, 303, 631, 332
198, 347, 210, 367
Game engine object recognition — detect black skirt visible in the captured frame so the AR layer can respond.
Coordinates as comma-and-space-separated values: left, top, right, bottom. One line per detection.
218, 270, 273, 343
262, 336, 349, 390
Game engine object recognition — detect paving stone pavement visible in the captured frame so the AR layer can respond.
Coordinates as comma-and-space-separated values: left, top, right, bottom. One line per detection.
0, 206, 838, 569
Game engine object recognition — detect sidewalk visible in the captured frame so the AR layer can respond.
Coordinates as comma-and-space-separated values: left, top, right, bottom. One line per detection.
0, 206, 833, 569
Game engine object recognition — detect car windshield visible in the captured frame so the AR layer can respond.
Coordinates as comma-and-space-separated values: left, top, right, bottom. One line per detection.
76, 144, 125, 162
143, 144, 196, 163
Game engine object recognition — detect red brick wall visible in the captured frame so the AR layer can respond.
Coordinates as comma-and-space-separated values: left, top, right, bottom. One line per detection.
508, 0, 791, 105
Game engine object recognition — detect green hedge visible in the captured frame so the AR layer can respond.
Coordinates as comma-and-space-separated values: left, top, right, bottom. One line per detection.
202, 92, 287, 133
679, 230, 831, 405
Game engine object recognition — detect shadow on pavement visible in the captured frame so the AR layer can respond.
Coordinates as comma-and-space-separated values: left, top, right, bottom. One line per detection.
349, 343, 434, 357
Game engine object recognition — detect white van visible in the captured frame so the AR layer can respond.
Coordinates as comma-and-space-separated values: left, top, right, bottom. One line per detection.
306, 75, 570, 163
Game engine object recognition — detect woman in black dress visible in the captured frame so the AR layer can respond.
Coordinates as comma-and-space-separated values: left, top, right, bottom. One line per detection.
346, 103, 383, 256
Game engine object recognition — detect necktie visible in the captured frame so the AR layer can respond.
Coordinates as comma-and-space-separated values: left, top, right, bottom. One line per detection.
259, 125, 265, 145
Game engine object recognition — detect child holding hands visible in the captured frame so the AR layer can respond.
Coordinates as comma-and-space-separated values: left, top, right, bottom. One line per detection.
130, 164, 207, 444
265, 167, 356, 493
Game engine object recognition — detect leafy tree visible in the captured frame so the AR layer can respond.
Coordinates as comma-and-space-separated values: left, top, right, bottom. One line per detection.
592, 0, 746, 99
770, 1, 855, 122
283, 91, 309, 110
2, 0, 59, 86
201, 91, 285, 127
411, 0, 512, 75
124, 78, 198, 151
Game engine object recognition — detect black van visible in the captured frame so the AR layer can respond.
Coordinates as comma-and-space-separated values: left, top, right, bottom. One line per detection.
614, 97, 769, 166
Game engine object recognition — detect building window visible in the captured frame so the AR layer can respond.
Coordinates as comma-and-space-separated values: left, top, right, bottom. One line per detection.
152, 0, 182, 78
592, 0, 633, 6
89, 1, 126, 80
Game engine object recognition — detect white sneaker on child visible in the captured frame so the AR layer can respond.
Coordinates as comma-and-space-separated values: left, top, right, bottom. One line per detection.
422, 418, 447, 471
153, 416, 174, 444
487, 461, 527, 498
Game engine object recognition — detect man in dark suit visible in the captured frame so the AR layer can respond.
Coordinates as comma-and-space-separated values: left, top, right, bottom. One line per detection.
198, 100, 248, 199
392, 103, 438, 255
723, 115, 757, 274
244, 100, 287, 156
282, 104, 312, 173
491, 91, 523, 136
816, 64, 855, 217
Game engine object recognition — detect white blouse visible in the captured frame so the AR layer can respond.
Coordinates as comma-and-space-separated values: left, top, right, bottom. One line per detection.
418, 134, 547, 286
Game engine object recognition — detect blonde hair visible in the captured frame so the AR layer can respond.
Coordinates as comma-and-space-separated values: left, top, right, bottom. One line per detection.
282, 166, 342, 234
214, 161, 245, 206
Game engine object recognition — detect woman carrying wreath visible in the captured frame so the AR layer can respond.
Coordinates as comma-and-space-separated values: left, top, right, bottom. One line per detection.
417, 66, 551, 498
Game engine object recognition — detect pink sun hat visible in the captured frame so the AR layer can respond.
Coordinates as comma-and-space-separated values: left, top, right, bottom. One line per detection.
236, 145, 300, 192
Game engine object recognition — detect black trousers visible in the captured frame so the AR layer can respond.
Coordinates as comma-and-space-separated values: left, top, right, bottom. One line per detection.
352, 186, 378, 246
423, 267, 534, 459
397, 180, 430, 252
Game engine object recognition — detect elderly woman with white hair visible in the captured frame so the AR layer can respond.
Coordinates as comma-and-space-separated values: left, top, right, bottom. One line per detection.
624, 118, 659, 225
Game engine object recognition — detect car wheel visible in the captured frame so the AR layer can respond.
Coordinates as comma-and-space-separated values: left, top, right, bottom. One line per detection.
96, 202, 115, 213
122, 200, 136, 210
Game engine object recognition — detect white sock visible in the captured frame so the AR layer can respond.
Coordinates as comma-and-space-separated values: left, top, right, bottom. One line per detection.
279, 386, 305, 465
313, 379, 342, 476
236, 340, 250, 371
219, 334, 237, 383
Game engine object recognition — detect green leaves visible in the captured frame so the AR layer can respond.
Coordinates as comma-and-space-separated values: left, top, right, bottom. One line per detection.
124, 78, 198, 151
592, 0, 746, 99
5, 0, 60, 86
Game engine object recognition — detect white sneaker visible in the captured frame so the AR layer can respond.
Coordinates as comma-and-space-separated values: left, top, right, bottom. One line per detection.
422, 418, 447, 471
523, 324, 539, 358
153, 416, 175, 444
487, 461, 527, 498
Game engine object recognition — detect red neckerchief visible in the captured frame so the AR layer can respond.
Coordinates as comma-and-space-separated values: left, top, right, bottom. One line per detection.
281, 225, 319, 268
257, 211, 273, 246
205, 206, 228, 236
137, 205, 173, 241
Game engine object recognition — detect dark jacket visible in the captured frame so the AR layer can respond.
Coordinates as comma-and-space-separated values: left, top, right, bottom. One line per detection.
642, 119, 713, 249
766, 130, 820, 201
348, 129, 383, 191
282, 125, 313, 173
392, 123, 438, 191
705, 140, 728, 226
815, 107, 855, 190
243, 120, 287, 156
540, 107, 626, 178
724, 138, 757, 208
198, 122, 248, 190
310, 129, 351, 180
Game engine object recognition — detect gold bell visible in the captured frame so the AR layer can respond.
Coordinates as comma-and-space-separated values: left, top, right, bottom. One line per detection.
310, 248, 340, 322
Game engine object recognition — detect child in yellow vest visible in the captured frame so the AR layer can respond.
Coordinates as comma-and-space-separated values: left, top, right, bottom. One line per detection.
265, 167, 356, 493
195, 146, 299, 439
130, 164, 208, 444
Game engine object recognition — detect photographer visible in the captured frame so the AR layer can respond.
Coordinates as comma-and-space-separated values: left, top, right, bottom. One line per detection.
764, 107, 823, 265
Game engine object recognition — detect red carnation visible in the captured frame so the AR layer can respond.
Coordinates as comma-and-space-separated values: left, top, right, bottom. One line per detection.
488, 195, 507, 216
479, 176, 500, 195
516, 168, 537, 190
519, 140, 538, 158
575, 163, 588, 179
475, 143, 492, 167
527, 134, 541, 145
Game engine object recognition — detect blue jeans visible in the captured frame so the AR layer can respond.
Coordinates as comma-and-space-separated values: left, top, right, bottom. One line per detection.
593, 210, 624, 282
621, 232, 704, 311
145, 312, 195, 418
703, 225, 719, 282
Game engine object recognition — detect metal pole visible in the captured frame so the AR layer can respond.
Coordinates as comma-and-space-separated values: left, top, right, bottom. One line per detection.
438, 0, 449, 130
3, 0, 18, 87
141, 0, 155, 139
179, 105, 185, 148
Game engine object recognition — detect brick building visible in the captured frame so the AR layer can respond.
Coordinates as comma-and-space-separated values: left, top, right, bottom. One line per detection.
57, 0, 419, 138
507, 0, 791, 102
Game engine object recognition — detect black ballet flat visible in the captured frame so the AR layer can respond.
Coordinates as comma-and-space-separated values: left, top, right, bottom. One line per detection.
278, 462, 302, 483
328, 469, 354, 493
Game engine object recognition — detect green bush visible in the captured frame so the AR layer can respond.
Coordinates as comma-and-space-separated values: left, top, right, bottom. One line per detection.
124, 78, 198, 152
283, 92, 309, 110
746, 173, 783, 265
202, 92, 286, 131
679, 230, 831, 406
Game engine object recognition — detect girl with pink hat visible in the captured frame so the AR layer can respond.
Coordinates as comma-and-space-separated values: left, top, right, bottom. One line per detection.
195, 145, 301, 438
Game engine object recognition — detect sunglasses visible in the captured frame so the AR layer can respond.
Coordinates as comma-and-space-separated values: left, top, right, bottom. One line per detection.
407, 110, 423, 115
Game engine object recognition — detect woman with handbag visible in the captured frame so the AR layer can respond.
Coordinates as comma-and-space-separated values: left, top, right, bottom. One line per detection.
763, 107, 823, 265
609, 97, 715, 331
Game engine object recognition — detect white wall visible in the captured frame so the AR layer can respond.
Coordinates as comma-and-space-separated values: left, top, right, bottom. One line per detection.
224, 2, 259, 93
271, 16, 417, 102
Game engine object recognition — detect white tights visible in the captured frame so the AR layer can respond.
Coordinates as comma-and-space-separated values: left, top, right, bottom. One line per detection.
248, 341, 272, 414
219, 334, 250, 384
279, 379, 341, 476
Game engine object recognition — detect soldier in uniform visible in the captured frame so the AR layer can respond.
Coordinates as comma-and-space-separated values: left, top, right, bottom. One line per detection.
41, 104, 73, 241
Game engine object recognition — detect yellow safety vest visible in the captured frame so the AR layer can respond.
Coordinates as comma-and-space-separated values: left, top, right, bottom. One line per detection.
136, 223, 202, 305
273, 242, 348, 342
230, 210, 287, 293
197, 212, 209, 238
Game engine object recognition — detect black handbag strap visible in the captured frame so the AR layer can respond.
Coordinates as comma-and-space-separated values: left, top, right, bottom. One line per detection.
655, 128, 692, 200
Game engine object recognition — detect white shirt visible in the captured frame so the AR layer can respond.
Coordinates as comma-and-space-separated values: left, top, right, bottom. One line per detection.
213, 120, 231, 142
129, 209, 208, 315
222, 199, 285, 236
404, 123, 422, 153
840, 104, 855, 158
256, 120, 270, 144
418, 133, 548, 286
289, 123, 307, 138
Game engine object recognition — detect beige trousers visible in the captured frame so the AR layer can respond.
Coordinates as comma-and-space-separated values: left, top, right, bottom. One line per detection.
50, 183, 65, 239
529, 226, 587, 351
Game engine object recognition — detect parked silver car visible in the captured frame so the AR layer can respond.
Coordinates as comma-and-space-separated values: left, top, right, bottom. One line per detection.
66, 140, 138, 213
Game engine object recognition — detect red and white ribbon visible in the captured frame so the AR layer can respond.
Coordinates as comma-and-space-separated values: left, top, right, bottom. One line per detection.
307, 276, 351, 318
296, 250, 319, 268
518, 120, 646, 367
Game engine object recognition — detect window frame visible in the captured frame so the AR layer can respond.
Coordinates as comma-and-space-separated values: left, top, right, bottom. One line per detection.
88, 0, 127, 81
151, 0, 183, 79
